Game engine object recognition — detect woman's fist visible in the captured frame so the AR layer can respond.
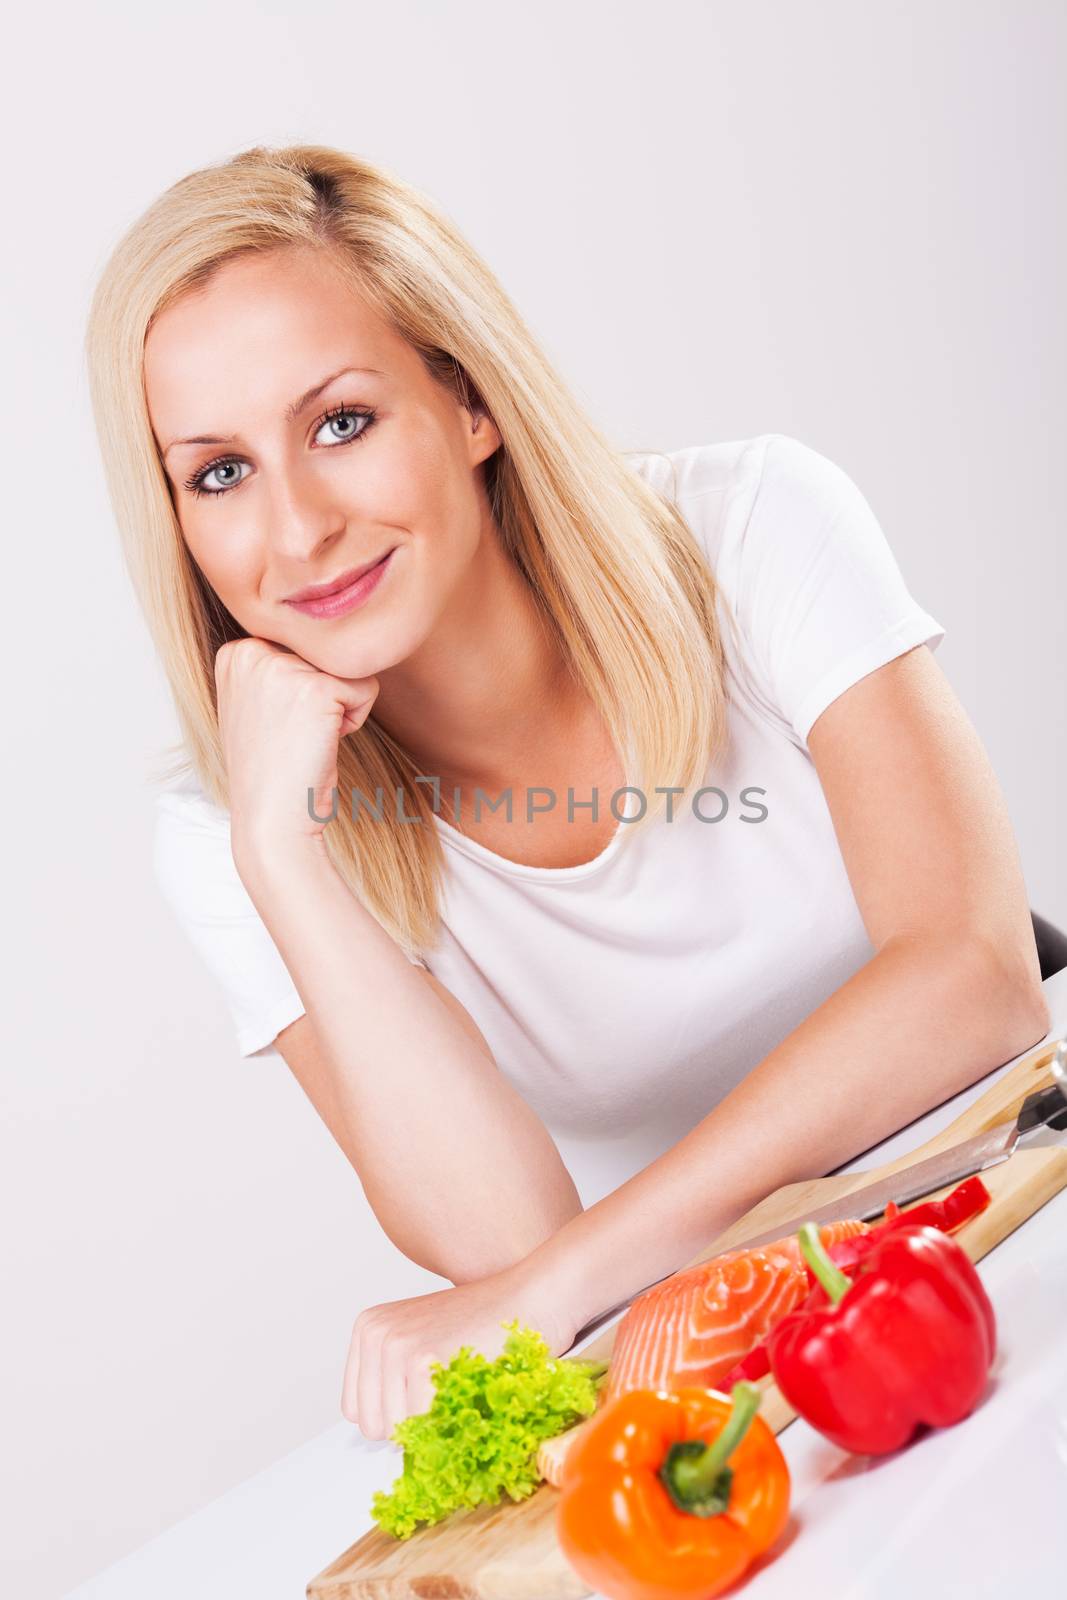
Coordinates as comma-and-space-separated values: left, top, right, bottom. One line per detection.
214, 637, 379, 857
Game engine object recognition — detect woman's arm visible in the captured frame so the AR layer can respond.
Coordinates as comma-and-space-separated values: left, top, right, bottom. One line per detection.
526, 644, 1050, 1328
235, 836, 583, 1283
337, 644, 1051, 1440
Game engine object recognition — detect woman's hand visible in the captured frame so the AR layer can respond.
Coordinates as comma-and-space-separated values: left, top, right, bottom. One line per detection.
342, 1257, 582, 1442
214, 637, 380, 857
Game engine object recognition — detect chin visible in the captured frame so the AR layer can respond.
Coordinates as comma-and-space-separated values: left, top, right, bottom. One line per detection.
311, 625, 416, 682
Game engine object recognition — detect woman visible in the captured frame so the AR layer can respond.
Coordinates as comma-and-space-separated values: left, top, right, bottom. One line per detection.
85, 142, 1049, 1443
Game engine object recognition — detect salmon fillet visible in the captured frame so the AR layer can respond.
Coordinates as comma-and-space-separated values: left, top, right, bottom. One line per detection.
604, 1219, 870, 1402
537, 1219, 869, 1487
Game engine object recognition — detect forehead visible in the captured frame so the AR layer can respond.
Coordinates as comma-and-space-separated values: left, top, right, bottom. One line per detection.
144, 247, 409, 439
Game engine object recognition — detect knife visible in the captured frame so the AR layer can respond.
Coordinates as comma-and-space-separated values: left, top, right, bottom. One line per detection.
568, 1043, 1067, 1352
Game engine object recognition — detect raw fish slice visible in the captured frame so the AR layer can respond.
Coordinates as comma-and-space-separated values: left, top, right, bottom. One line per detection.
538, 1219, 871, 1485
608, 1218, 872, 1401
603, 1247, 806, 1401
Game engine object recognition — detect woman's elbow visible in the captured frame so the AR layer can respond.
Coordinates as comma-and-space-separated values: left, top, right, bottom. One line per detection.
442, 1201, 585, 1286
969, 932, 1051, 1060
1003, 981, 1052, 1060
394, 1194, 585, 1287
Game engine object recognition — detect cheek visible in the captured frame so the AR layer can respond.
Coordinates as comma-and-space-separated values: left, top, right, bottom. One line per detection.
183, 519, 263, 607
362, 425, 455, 531
362, 404, 483, 539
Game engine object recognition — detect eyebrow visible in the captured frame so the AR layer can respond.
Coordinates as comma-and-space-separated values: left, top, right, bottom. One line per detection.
161, 366, 385, 459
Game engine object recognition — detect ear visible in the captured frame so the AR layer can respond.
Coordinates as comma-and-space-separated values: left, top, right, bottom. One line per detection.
465, 388, 488, 428
467, 395, 502, 463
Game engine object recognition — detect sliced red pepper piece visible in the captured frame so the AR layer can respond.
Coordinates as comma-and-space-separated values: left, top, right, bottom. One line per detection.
799, 1176, 992, 1293
720, 1343, 772, 1385
879, 1173, 991, 1235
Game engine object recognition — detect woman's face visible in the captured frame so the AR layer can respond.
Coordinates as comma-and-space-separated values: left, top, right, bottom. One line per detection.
144, 245, 502, 680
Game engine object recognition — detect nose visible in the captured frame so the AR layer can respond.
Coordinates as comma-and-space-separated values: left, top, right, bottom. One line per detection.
265, 461, 347, 565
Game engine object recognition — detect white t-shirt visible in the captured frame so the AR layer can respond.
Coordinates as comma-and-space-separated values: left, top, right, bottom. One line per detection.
153, 434, 945, 1205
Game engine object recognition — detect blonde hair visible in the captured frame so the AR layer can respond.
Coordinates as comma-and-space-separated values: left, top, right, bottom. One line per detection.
84, 143, 729, 960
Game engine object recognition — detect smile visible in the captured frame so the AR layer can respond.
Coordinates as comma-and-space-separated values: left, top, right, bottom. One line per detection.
284, 549, 396, 618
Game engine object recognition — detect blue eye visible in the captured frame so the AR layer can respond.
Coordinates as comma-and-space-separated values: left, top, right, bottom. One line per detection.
188, 459, 252, 496
183, 404, 378, 499
313, 405, 371, 447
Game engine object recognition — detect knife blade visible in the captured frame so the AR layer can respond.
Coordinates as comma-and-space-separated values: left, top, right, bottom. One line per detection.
725, 1077, 1067, 1251
567, 1057, 1067, 1353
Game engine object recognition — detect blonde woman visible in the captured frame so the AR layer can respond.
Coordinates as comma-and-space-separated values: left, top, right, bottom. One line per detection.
85, 143, 1050, 1443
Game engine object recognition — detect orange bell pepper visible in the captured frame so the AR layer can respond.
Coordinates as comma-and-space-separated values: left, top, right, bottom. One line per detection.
555, 1381, 791, 1600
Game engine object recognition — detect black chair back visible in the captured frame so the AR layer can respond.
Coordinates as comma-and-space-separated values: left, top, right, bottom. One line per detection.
1031, 910, 1067, 982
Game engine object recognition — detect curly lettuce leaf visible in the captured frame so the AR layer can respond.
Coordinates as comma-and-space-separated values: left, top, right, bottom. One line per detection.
370, 1319, 607, 1540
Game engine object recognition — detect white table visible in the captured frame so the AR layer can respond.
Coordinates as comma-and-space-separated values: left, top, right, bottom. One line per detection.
66, 969, 1067, 1600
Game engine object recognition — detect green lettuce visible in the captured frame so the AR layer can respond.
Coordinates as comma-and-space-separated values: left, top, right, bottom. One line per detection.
370, 1319, 608, 1539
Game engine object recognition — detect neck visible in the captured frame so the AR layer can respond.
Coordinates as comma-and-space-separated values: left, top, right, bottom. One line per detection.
370, 529, 588, 795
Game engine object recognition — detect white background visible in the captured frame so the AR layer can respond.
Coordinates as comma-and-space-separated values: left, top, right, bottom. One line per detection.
2, 3, 1064, 1596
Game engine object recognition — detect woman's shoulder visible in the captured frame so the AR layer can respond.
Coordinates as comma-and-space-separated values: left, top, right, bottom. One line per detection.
628, 431, 839, 506
628, 432, 871, 569
154, 769, 231, 833
626, 432, 783, 567
152, 769, 240, 917
626, 433, 760, 500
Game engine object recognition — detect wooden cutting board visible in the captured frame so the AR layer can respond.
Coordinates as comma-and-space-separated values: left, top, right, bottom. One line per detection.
308, 1039, 1067, 1599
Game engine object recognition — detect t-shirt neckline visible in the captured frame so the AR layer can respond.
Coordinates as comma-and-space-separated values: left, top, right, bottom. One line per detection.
431, 786, 642, 882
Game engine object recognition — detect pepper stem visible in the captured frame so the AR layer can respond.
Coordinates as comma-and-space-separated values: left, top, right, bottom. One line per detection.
798, 1221, 852, 1305
659, 1381, 763, 1517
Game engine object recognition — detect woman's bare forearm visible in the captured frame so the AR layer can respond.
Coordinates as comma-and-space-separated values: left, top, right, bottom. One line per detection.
233, 832, 583, 1282
520, 934, 1050, 1332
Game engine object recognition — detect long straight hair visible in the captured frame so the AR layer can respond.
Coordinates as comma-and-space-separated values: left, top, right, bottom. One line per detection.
85, 143, 730, 961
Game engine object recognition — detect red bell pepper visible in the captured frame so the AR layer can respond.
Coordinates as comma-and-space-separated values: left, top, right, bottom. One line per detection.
718, 1178, 992, 1390
766, 1222, 996, 1455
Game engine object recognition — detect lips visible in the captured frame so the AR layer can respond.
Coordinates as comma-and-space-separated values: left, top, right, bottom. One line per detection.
285, 551, 393, 604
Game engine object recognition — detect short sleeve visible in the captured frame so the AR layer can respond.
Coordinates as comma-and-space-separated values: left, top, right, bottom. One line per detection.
152, 786, 426, 1060
716, 433, 946, 747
